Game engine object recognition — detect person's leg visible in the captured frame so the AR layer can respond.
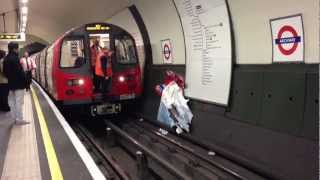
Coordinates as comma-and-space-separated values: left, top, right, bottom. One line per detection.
102, 78, 111, 92
8, 90, 16, 120
3, 84, 10, 111
98, 76, 104, 91
101, 78, 111, 100
27, 75, 32, 90
93, 74, 100, 92
0, 84, 5, 110
15, 89, 28, 125
15, 89, 24, 121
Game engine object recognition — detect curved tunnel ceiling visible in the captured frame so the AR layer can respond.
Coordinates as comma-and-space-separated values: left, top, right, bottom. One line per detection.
27, 0, 132, 43
0, 0, 19, 33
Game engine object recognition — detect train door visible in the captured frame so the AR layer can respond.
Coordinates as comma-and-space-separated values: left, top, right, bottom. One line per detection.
88, 33, 112, 94
39, 49, 47, 87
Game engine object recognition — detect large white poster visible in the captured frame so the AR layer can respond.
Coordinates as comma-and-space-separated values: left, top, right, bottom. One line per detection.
174, 0, 232, 105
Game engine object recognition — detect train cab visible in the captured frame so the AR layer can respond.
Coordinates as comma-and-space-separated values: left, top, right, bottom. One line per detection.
33, 23, 142, 115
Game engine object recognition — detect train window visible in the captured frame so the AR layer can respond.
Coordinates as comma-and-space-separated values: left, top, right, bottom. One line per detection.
89, 34, 110, 49
115, 36, 137, 64
46, 46, 54, 94
60, 38, 85, 68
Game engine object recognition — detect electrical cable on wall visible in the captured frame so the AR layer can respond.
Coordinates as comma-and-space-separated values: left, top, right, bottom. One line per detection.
0, 9, 19, 33
2, 13, 6, 33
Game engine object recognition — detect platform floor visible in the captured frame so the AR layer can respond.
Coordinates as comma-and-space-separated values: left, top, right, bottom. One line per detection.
1, 93, 41, 180
0, 83, 105, 180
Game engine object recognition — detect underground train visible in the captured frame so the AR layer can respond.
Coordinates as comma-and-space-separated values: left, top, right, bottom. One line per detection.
31, 23, 142, 115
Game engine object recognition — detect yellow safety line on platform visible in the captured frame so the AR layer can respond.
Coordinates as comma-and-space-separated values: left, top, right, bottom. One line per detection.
31, 87, 64, 180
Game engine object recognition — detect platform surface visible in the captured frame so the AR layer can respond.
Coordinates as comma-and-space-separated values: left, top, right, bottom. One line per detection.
0, 83, 105, 180
1, 93, 41, 180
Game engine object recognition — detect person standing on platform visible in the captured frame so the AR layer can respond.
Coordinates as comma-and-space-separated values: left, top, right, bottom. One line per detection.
3, 42, 29, 125
20, 51, 34, 91
0, 50, 10, 112
95, 47, 113, 100
91, 39, 101, 92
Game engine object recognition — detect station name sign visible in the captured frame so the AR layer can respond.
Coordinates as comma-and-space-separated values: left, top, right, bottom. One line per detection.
0, 33, 26, 42
85, 24, 110, 31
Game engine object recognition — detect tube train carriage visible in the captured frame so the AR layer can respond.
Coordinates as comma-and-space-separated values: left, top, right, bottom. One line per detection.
30, 23, 142, 115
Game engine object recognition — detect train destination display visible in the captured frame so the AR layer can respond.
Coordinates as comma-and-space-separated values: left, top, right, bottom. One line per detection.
174, 0, 232, 105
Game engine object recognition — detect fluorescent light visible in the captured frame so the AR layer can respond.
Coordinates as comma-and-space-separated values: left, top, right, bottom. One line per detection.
21, 7, 28, 14
22, 15, 27, 22
21, 0, 28, 3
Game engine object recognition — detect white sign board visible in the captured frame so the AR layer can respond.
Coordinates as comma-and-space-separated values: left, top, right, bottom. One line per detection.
161, 39, 173, 64
270, 14, 304, 63
173, 0, 232, 106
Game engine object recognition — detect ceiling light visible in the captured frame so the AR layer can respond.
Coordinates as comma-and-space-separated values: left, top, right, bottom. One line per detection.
21, 7, 28, 14
21, 0, 28, 3
21, 28, 25, 32
22, 15, 27, 22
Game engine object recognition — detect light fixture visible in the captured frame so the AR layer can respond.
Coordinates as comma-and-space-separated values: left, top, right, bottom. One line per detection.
21, 7, 28, 14
119, 76, 125, 82
22, 22, 27, 28
19, 0, 28, 33
22, 15, 27, 22
78, 79, 85, 85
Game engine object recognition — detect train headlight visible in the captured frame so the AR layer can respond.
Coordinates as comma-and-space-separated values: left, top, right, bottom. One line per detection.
78, 79, 84, 85
67, 80, 73, 86
67, 79, 85, 86
119, 76, 125, 82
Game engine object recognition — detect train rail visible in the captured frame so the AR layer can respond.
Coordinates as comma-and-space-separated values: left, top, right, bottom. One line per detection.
73, 122, 132, 180
124, 117, 267, 180
103, 118, 267, 180
71, 115, 269, 180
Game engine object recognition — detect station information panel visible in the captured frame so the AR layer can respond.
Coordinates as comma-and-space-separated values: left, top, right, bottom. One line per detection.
0, 33, 25, 42
174, 0, 232, 106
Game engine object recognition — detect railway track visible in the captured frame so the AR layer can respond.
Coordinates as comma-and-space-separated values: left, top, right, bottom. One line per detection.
72, 116, 268, 180
73, 122, 133, 180
123, 118, 267, 180
104, 118, 267, 180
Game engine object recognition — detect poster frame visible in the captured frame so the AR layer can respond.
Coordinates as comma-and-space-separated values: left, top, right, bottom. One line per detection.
269, 14, 305, 64
172, 0, 234, 107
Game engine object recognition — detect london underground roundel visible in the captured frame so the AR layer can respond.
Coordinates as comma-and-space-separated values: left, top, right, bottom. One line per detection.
270, 15, 304, 63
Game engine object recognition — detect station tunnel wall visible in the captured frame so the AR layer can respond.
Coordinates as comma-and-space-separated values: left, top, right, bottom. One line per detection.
104, 0, 319, 179
20, 0, 319, 179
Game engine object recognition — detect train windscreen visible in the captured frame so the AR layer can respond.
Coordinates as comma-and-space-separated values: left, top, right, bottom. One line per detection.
115, 36, 137, 64
60, 38, 85, 68
89, 33, 110, 49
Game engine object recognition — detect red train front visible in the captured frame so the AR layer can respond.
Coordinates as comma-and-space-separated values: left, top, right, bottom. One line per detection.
32, 23, 142, 115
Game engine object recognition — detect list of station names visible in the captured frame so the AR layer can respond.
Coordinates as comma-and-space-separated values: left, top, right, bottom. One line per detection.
174, 0, 232, 105
179, 0, 226, 86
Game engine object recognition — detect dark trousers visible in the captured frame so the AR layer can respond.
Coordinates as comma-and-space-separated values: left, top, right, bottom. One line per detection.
25, 71, 32, 90
96, 76, 111, 100
93, 74, 100, 92
101, 78, 111, 93
0, 84, 10, 111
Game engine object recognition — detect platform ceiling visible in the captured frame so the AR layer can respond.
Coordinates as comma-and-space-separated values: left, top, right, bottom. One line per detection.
0, 0, 19, 33
28, 0, 132, 43
1, 0, 132, 44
